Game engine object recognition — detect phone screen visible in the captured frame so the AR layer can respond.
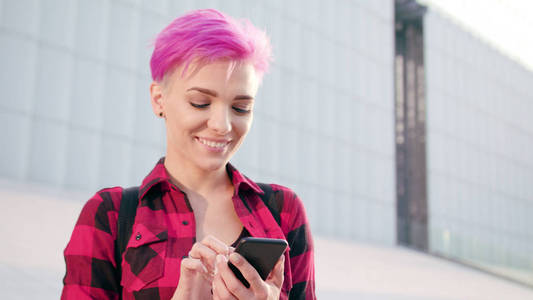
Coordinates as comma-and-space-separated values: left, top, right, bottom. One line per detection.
228, 237, 288, 288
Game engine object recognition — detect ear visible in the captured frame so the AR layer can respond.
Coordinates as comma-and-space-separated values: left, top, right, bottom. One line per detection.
150, 81, 164, 117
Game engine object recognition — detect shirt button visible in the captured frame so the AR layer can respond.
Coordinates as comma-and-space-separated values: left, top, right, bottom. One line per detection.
135, 233, 142, 240
182, 220, 189, 225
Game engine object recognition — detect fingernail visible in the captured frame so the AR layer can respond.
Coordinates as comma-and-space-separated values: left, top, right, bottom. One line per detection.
229, 253, 240, 264
216, 254, 225, 263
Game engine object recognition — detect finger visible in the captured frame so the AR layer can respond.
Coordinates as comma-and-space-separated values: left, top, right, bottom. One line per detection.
188, 243, 218, 273
201, 235, 231, 256
180, 257, 210, 279
216, 254, 256, 298
228, 252, 263, 287
212, 261, 238, 300
266, 254, 285, 288
226, 253, 269, 297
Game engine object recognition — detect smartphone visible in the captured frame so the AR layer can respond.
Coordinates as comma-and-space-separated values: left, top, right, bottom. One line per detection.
228, 237, 288, 288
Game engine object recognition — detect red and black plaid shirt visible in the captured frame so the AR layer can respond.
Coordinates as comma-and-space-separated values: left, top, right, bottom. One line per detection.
61, 158, 316, 300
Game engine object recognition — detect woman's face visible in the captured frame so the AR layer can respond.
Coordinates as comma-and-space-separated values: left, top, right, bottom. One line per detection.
152, 61, 259, 172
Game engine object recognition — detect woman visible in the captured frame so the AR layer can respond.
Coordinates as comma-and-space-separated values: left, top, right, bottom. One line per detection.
62, 9, 315, 300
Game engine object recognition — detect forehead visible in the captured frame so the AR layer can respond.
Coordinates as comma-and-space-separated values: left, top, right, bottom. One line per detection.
169, 60, 259, 96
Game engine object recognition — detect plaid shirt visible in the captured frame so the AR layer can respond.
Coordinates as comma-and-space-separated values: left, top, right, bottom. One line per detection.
61, 158, 316, 300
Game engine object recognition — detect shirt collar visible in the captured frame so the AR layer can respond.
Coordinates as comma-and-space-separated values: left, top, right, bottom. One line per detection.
138, 157, 264, 200
225, 163, 264, 196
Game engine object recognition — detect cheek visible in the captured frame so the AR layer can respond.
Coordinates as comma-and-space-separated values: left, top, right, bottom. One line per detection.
234, 117, 252, 138
171, 110, 205, 132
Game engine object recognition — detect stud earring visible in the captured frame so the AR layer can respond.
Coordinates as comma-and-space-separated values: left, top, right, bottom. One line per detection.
159, 112, 164, 117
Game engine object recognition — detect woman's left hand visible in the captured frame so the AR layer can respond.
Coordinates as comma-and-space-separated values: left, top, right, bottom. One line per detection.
211, 252, 285, 300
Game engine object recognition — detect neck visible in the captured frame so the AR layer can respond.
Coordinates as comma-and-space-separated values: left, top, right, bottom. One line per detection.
163, 150, 233, 198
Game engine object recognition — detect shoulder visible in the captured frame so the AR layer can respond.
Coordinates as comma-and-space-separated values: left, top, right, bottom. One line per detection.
75, 186, 124, 235
260, 183, 308, 228
268, 184, 305, 212
82, 186, 123, 214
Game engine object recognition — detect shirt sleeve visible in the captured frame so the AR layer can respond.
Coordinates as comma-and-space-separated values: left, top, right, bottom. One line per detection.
61, 188, 122, 300
280, 187, 316, 300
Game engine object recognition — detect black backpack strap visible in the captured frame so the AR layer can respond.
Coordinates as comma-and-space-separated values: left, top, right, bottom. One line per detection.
115, 186, 139, 298
256, 183, 282, 226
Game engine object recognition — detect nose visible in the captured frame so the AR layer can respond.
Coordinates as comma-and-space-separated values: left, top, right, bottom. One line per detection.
207, 105, 232, 134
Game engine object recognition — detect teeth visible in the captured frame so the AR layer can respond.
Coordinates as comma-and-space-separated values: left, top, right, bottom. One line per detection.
198, 138, 227, 148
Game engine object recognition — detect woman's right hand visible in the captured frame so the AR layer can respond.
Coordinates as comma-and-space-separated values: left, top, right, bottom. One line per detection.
171, 235, 231, 300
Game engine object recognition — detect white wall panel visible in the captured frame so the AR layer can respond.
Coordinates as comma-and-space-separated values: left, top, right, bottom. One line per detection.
256, 117, 280, 175
65, 127, 101, 190
141, 0, 168, 15
129, 142, 164, 185
300, 79, 320, 131
103, 67, 136, 138
255, 65, 281, 119
34, 46, 73, 122
75, 0, 109, 61
1, 0, 39, 36
280, 124, 300, 180
318, 88, 335, 138
0, 111, 31, 179
133, 76, 165, 146
107, 1, 139, 70
0, 34, 37, 113
299, 130, 319, 184
71, 58, 106, 131
425, 8, 533, 283
336, 95, 352, 143
27, 118, 68, 185
98, 134, 132, 188
282, 18, 302, 72
234, 119, 259, 170
337, 143, 352, 195
279, 71, 299, 125
39, 0, 75, 49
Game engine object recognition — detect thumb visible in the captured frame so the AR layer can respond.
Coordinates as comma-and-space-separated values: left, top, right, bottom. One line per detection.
266, 254, 285, 288
180, 257, 211, 281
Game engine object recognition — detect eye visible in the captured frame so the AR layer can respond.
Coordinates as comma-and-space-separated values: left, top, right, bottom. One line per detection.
232, 106, 251, 114
190, 102, 209, 109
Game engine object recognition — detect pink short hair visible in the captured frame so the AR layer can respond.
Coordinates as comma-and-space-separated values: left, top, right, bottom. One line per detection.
150, 9, 272, 82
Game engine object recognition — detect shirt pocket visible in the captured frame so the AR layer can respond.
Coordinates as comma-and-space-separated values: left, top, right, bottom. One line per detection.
121, 224, 168, 292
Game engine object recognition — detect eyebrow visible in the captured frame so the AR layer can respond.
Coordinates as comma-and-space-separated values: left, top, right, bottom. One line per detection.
186, 87, 254, 100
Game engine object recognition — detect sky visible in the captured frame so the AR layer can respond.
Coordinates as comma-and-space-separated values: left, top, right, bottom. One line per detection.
419, 0, 533, 72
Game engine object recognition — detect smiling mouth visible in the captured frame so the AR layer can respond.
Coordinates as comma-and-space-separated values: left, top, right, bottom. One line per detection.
196, 137, 231, 149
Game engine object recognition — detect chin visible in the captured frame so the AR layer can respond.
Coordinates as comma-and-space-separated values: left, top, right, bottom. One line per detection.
195, 157, 230, 172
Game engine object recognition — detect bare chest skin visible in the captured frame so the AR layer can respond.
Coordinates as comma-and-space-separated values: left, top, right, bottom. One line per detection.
187, 190, 243, 245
